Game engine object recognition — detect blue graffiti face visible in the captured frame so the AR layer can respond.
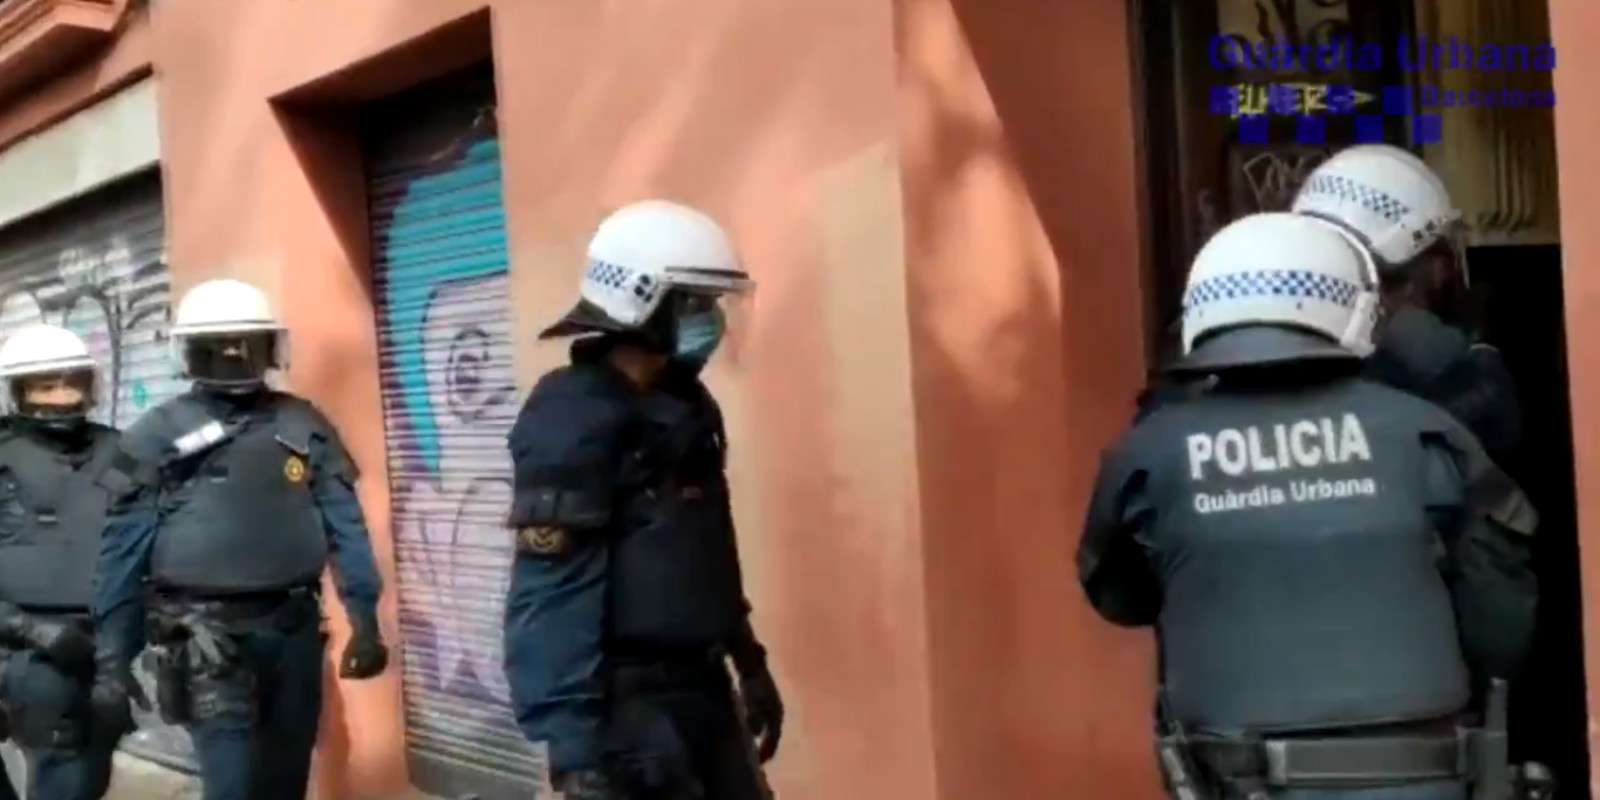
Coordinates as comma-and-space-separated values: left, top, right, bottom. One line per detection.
382, 139, 512, 478
376, 137, 519, 706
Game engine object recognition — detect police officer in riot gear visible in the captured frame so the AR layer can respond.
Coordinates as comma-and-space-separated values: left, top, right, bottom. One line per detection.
505, 200, 782, 800
89, 278, 390, 800
0, 325, 125, 800
1078, 213, 1540, 800
1292, 144, 1521, 461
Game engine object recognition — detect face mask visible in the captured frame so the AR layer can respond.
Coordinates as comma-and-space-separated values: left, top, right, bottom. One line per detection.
674, 308, 726, 366
12, 414, 88, 448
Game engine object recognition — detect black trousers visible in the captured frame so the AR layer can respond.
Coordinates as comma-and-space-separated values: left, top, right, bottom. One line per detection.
1, 651, 115, 800
163, 605, 324, 800
604, 662, 770, 800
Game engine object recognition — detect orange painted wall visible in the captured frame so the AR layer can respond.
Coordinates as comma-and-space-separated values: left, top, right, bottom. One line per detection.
0, 0, 1157, 798
894, 0, 1158, 796
1548, 1, 1600, 794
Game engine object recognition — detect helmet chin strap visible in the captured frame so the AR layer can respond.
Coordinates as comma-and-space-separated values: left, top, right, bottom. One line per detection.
11, 413, 90, 449
1341, 292, 1379, 356
195, 378, 268, 397
1318, 219, 1383, 357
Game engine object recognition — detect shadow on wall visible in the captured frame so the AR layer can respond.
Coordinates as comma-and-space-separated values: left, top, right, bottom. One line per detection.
897, 0, 1156, 797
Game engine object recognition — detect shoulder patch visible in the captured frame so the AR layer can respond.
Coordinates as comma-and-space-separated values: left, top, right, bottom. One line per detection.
283, 453, 308, 483
269, 394, 357, 480
515, 525, 570, 556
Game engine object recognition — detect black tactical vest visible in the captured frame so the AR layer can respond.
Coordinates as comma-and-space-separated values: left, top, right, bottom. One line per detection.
608, 385, 746, 648
1134, 377, 1472, 732
0, 428, 118, 610
148, 395, 329, 594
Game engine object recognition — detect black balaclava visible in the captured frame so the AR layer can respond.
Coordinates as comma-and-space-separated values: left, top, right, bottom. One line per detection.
185, 331, 278, 399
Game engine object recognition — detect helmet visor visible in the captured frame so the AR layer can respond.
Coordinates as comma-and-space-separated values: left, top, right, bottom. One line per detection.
180, 331, 284, 389
667, 286, 754, 370
8, 368, 95, 419
664, 266, 755, 296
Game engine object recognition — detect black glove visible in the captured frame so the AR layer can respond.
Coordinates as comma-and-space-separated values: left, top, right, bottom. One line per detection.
89, 651, 149, 736
736, 659, 784, 763
552, 769, 628, 800
338, 614, 388, 680
21, 618, 97, 673
1516, 762, 1557, 800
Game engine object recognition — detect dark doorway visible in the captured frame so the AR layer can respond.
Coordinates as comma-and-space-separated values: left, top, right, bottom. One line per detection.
1471, 245, 1589, 800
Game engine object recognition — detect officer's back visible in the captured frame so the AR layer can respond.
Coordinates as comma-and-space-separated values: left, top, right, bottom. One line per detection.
1128, 371, 1471, 731
1079, 213, 1538, 800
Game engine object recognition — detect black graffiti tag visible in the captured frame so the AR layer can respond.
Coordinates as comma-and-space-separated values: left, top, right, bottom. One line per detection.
444, 326, 514, 424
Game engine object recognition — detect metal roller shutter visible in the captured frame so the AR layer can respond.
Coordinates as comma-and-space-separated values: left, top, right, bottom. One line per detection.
363, 67, 540, 799
0, 170, 192, 770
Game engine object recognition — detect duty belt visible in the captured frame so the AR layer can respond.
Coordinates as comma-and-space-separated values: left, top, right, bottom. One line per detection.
149, 585, 319, 628
606, 642, 726, 696
1187, 733, 1471, 785
1161, 681, 1515, 800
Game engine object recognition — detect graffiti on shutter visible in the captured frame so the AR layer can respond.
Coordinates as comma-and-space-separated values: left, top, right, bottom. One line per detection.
0, 238, 174, 424
368, 89, 540, 790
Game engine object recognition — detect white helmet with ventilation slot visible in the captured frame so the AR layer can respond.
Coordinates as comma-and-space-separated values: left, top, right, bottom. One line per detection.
0, 324, 99, 416
171, 279, 288, 389
1291, 144, 1463, 273
540, 200, 754, 339
1174, 212, 1381, 373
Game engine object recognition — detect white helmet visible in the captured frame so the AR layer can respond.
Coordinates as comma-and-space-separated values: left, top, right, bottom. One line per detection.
1291, 144, 1461, 268
172, 278, 282, 337
171, 279, 287, 386
1177, 212, 1380, 372
0, 324, 99, 415
540, 200, 755, 339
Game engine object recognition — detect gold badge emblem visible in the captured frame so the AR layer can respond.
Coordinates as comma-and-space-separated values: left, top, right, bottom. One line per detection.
517, 526, 568, 555
283, 455, 307, 483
